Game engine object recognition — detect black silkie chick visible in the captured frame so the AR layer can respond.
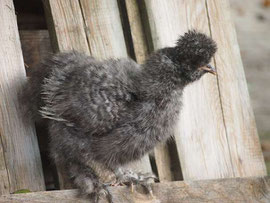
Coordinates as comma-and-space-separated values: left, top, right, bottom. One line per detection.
20, 30, 217, 202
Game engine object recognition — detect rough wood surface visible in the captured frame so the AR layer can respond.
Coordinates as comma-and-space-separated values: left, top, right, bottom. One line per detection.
0, 0, 45, 194
206, 0, 266, 177
124, 0, 174, 182
79, 0, 152, 175
42, 0, 90, 54
143, 0, 266, 180
229, 0, 270, 136
1, 177, 270, 202
19, 30, 52, 70
0, 138, 9, 195
79, 0, 127, 59
154, 143, 174, 182
43, 0, 152, 188
125, 0, 149, 63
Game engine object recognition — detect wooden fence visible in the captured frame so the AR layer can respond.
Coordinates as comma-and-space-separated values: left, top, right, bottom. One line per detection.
0, 0, 269, 202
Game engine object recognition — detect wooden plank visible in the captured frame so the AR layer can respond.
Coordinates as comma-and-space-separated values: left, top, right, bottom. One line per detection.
125, 0, 149, 63
206, 0, 267, 177
0, 0, 45, 194
19, 30, 52, 70
143, 0, 266, 180
154, 143, 174, 181
79, 0, 152, 175
229, 0, 270, 136
1, 177, 270, 202
79, 0, 127, 59
0, 139, 9, 195
43, 0, 91, 189
143, 0, 232, 180
124, 0, 175, 182
42, 0, 90, 54
43, 0, 152, 187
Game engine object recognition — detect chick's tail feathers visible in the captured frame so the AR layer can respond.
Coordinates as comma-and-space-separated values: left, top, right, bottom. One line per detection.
19, 62, 52, 122
18, 51, 78, 122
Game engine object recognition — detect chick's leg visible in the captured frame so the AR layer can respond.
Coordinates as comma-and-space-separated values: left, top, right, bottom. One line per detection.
67, 161, 114, 203
114, 168, 157, 196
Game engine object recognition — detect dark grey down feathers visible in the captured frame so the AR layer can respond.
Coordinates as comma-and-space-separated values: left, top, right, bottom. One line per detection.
20, 30, 217, 201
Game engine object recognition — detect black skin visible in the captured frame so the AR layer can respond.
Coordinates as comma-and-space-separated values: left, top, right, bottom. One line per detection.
20, 30, 217, 202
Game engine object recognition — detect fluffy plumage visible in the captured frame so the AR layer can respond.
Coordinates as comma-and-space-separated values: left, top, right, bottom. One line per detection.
20, 30, 217, 202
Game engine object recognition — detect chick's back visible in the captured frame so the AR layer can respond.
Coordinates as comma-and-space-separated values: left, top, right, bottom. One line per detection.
24, 51, 140, 136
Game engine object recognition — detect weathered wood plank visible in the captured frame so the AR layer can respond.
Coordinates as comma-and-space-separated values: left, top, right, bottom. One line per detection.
0, 138, 9, 195
143, 0, 266, 180
43, 0, 152, 187
229, 0, 270, 136
1, 177, 270, 202
143, 0, 232, 180
79, 0, 152, 175
42, 0, 90, 54
0, 0, 45, 194
125, 0, 149, 63
154, 143, 174, 181
43, 0, 91, 189
206, 0, 267, 177
19, 30, 52, 70
124, 0, 174, 181
79, 0, 127, 59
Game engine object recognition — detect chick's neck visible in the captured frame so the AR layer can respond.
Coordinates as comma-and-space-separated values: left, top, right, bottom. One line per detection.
135, 48, 187, 100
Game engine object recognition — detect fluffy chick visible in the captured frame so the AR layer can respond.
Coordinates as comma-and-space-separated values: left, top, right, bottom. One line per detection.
20, 30, 217, 202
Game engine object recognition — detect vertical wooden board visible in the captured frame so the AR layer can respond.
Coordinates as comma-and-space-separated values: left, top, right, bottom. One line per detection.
175, 0, 235, 180
79, 0, 152, 174
19, 30, 52, 69
0, 0, 45, 193
43, 0, 90, 54
79, 0, 127, 59
124, 0, 172, 180
206, 0, 267, 176
125, 0, 149, 63
154, 144, 174, 181
142, 0, 190, 181
0, 141, 9, 195
144, 0, 236, 180
43, 0, 152, 179
42, 0, 91, 188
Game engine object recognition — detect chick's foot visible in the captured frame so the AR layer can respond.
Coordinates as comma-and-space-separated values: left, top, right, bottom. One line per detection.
113, 168, 157, 196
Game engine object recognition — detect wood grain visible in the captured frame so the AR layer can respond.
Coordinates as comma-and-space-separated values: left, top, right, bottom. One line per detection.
42, 0, 90, 54
79, 0, 127, 59
0, 0, 45, 194
206, 0, 267, 177
143, 0, 232, 180
79, 0, 152, 174
19, 30, 52, 70
43, 0, 91, 189
229, 0, 270, 135
143, 0, 266, 180
1, 177, 270, 202
125, 0, 149, 63
124, 0, 174, 181
154, 143, 174, 181
0, 137, 9, 195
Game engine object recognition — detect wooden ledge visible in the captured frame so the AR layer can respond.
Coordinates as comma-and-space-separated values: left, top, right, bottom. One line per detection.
1, 177, 270, 202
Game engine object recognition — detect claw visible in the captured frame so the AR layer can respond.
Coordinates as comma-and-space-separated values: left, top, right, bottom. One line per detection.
114, 169, 156, 197
103, 186, 113, 203
140, 182, 154, 197
130, 182, 134, 193
149, 190, 154, 198
88, 184, 114, 203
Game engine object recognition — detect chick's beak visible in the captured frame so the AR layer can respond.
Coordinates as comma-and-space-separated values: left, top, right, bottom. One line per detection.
200, 64, 216, 75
